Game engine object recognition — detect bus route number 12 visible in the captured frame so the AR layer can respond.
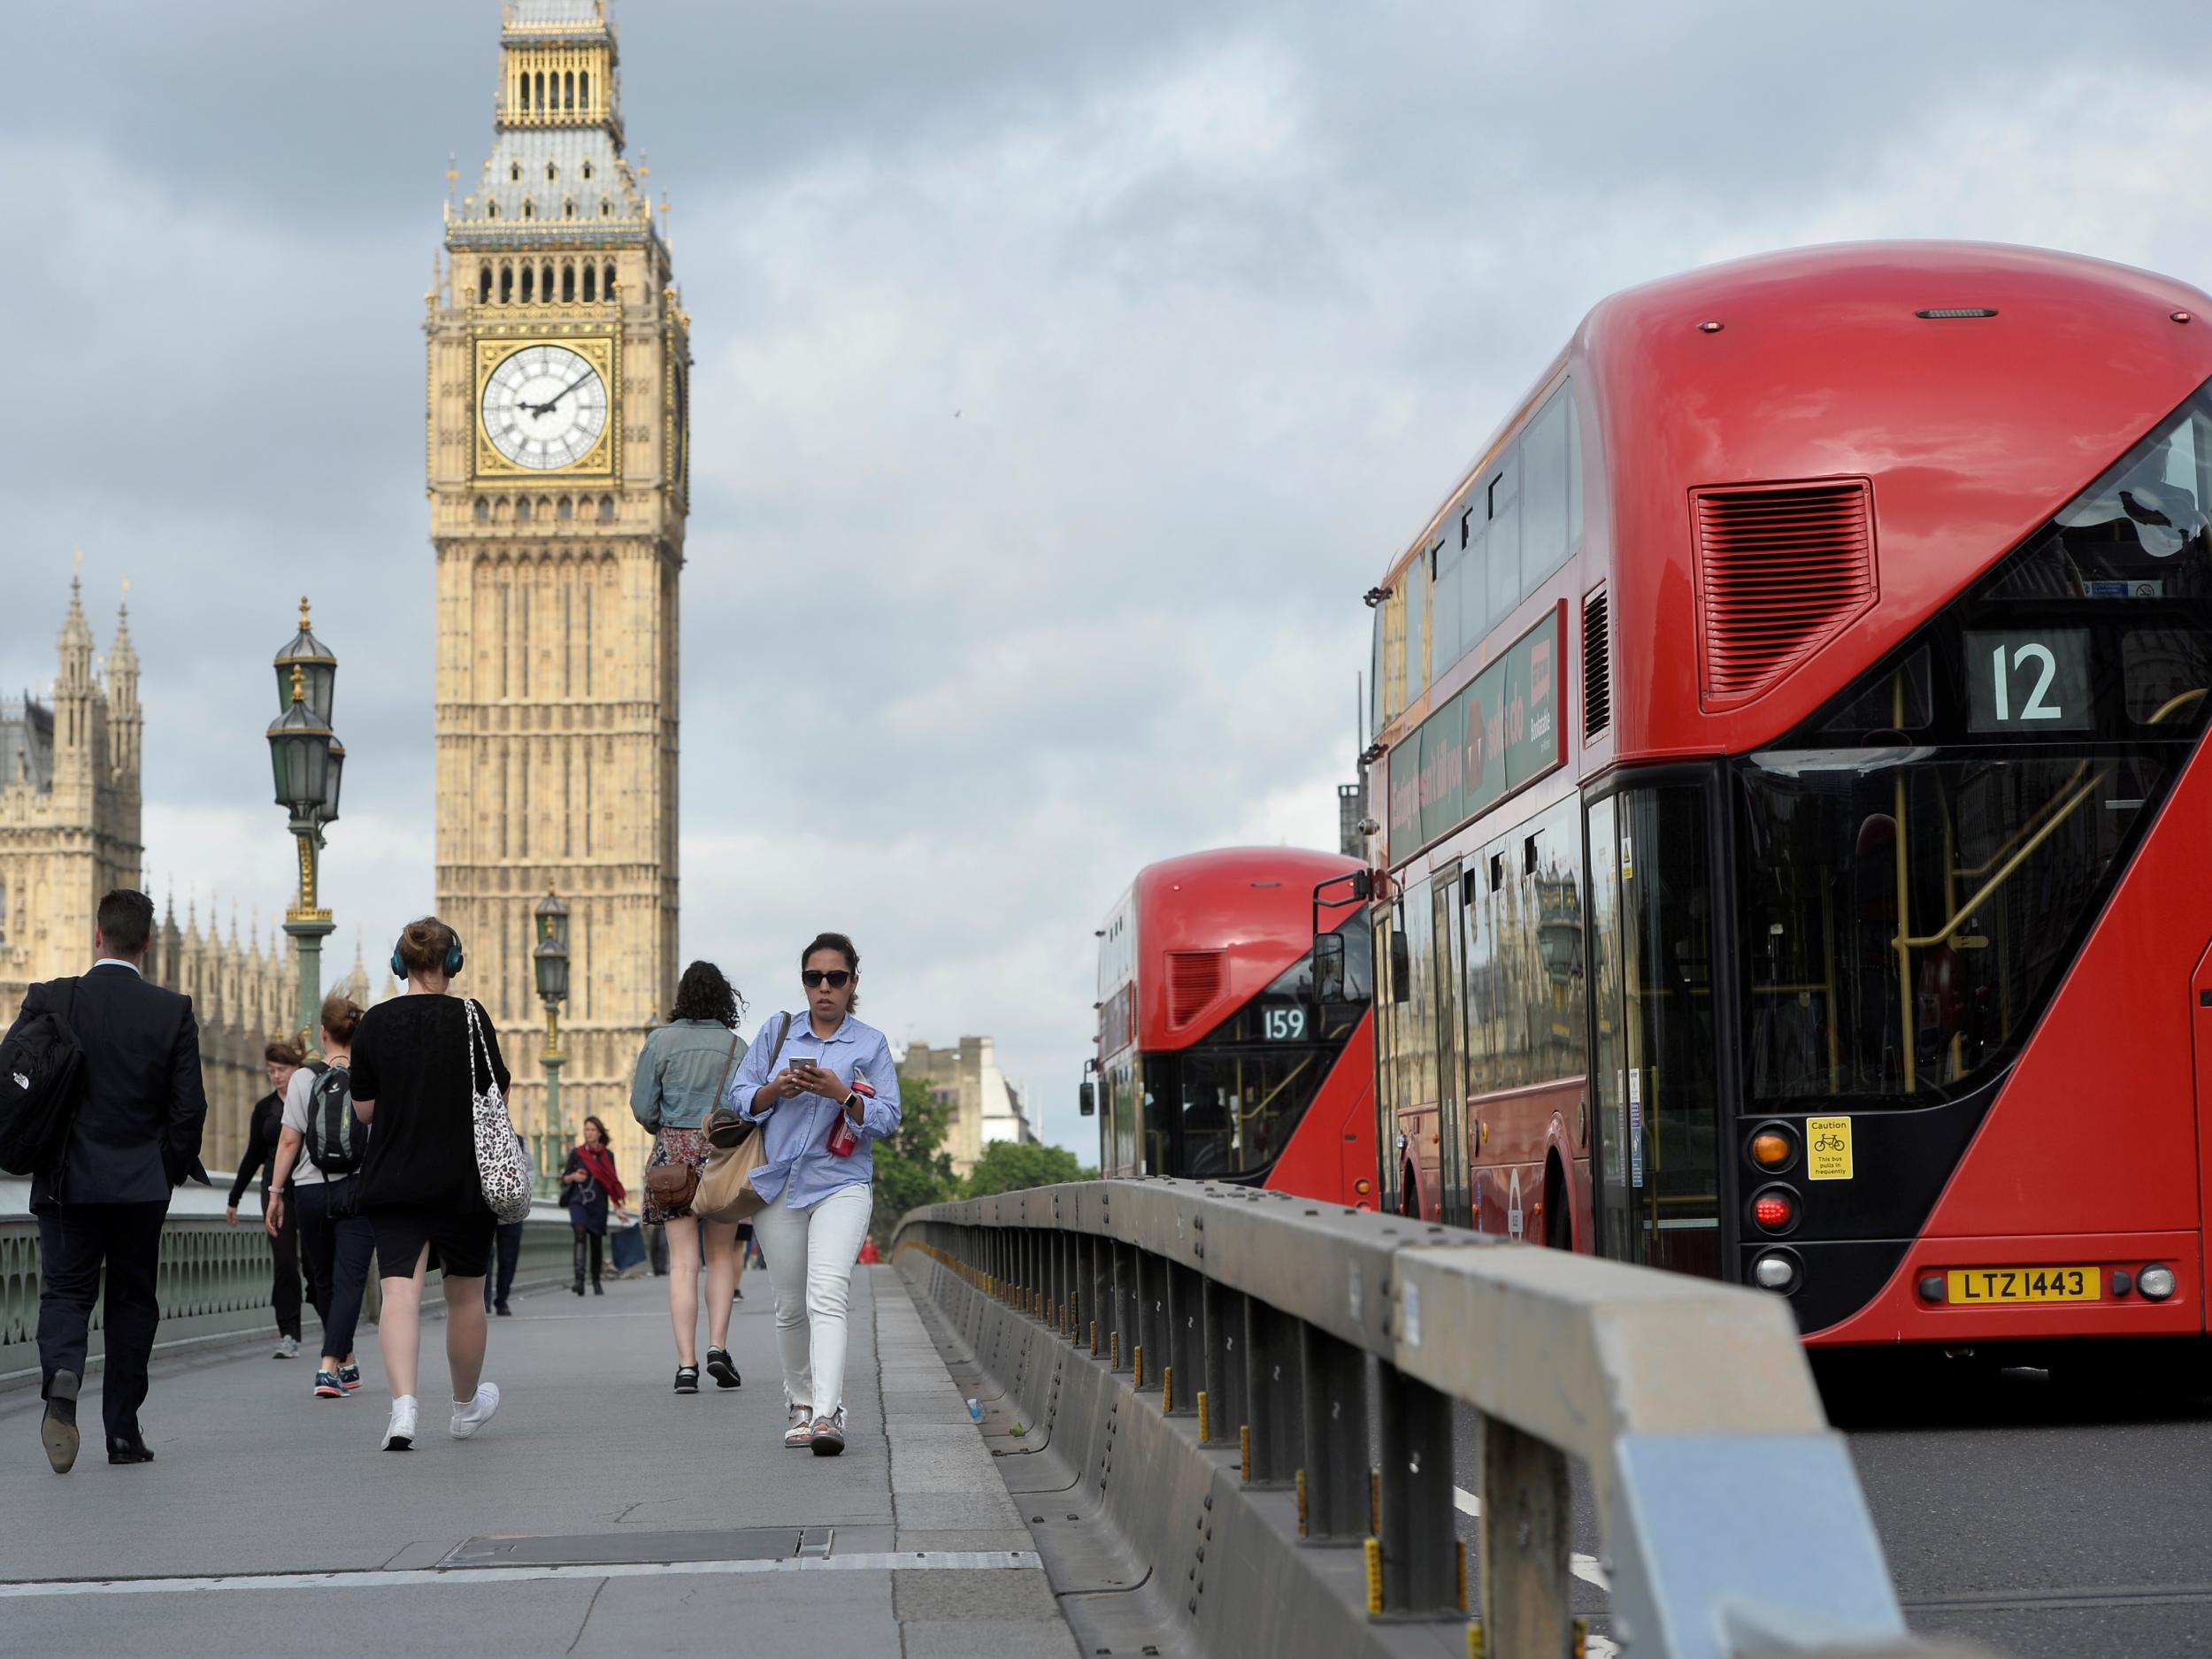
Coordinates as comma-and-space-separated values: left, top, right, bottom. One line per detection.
1966, 630, 2092, 734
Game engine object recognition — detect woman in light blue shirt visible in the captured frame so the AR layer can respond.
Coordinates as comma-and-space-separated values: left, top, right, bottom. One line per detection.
632, 960, 749, 1395
726, 930, 901, 1455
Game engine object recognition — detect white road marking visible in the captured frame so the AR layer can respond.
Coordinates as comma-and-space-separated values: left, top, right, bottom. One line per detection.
1453, 1486, 1610, 1592
0, 1550, 1041, 1601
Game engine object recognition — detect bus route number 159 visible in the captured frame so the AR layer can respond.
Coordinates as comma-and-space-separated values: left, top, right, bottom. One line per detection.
1263, 1007, 1309, 1041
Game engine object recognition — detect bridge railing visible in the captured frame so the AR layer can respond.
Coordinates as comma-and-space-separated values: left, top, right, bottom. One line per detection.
1, 1207, 577, 1390
896, 1179, 1945, 1659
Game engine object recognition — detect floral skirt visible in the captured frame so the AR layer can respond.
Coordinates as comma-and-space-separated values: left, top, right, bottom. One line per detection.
643, 1126, 712, 1225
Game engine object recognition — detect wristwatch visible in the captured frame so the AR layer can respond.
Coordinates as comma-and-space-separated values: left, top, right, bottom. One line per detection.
841, 1091, 861, 1113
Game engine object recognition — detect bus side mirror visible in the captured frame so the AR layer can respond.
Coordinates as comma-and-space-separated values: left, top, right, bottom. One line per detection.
1079, 1081, 1096, 1118
1313, 931, 1348, 1002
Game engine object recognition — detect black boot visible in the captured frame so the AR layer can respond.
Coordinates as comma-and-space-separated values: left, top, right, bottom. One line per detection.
572, 1236, 588, 1296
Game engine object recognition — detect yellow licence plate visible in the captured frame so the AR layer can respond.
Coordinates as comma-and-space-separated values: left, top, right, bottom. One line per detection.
1946, 1266, 2101, 1305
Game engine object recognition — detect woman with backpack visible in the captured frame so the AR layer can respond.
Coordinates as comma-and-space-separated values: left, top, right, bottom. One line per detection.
560, 1116, 629, 1295
265, 992, 373, 1400
631, 960, 748, 1394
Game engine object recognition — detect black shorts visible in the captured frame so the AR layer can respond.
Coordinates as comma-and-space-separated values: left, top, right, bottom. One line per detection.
368, 1206, 496, 1280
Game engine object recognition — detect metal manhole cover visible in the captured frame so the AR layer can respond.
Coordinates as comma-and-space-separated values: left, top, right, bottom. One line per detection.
437, 1526, 833, 1569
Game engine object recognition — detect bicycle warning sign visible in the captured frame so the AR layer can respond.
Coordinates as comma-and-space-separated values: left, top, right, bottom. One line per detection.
1806, 1116, 1853, 1181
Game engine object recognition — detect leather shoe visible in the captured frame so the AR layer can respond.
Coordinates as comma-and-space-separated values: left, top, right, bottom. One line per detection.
41, 1372, 81, 1474
105, 1434, 155, 1465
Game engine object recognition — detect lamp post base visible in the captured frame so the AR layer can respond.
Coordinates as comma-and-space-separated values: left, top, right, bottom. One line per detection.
282, 917, 336, 1056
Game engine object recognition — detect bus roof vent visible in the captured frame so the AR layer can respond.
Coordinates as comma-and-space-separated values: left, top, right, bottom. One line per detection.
1692, 478, 1877, 708
1166, 949, 1225, 1028
1582, 587, 1610, 740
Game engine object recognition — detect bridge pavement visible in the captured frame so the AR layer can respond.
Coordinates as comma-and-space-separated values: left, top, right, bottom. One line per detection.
0, 1266, 1079, 1657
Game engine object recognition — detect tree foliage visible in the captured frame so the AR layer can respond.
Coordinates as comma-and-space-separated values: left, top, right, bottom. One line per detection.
963, 1140, 1096, 1199
868, 1064, 961, 1247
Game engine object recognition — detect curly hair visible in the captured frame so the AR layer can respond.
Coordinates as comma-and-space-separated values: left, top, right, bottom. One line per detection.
668, 959, 743, 1026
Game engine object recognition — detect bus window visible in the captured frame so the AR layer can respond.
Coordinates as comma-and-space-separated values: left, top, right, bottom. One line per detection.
1431, 539, 1462, 672
1461, 506, 1494, 658
1486, 451, 1522, 626
1522, 391, 1571, 595
1407, 555, 1429, 698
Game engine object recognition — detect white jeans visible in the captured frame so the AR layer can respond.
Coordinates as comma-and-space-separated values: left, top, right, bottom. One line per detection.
749, 1183, 872, 1418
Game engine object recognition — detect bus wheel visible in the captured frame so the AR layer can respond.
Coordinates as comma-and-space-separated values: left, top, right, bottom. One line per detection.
1544, 1160, 1571, 1250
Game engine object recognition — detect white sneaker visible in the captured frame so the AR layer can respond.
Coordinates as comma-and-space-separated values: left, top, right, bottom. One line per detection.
450, 1382, 501, 1440
382, 1395, 419, 1451
274, 1335, 299, 1359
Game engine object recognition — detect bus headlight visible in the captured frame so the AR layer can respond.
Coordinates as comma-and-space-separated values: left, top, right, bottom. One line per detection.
2139, 1264, 2177, 1301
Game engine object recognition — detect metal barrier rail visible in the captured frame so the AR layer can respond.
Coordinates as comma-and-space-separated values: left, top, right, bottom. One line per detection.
895, 1179, 1949, 1659
2, 1210, 576, 1390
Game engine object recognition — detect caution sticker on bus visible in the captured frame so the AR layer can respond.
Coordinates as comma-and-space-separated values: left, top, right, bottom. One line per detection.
1805, 1116, 1852, 1179
1946, 1267, 2101, 1304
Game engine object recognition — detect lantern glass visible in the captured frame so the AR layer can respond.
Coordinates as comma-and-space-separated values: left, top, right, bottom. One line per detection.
265, 700, 332, 821
534, 889, 572, 950
318, 739, 345, 826
534, 934, 571, 1004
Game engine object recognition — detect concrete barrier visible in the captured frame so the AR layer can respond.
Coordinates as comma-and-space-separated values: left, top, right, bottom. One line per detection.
896, 1180, 2001, 1659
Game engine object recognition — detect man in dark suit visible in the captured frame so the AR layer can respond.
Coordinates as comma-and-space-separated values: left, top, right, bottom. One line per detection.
14, 888, 209, 1473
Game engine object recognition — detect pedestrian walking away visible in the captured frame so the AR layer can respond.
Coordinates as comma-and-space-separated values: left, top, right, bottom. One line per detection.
264, 993, 375, 1398
560, 1116, 629, 1295
347, 917, 507, 1451
483, 1132, 526, 1317
3, 888, 209, 1472
632, 959, 749, 1394
726, 931, 901, 1455
227, 1038, 308, 1358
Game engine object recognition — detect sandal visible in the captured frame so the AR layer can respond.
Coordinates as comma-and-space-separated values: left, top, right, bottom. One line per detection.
784, 1403, 814, 1448
705, 1348, 741, 1390
673, 1366, 700, 1394
809, 1409, 847, 1456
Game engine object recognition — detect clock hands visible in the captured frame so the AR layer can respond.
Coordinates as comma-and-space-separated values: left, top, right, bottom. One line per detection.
520, 373, 595, 419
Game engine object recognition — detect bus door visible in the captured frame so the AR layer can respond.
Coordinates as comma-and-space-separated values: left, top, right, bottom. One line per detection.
1432, 865, 1473, 1227
1587, 782, 1724, 1275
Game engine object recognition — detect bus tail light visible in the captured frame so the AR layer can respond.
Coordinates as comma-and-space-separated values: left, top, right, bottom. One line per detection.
1748, 1186, 1800, 1235
1751, 1249, 1801, 1294
1355, 1179, 1372, 1196
2139, 1264, 2177, 1301
1747, 1124, 1797, 1171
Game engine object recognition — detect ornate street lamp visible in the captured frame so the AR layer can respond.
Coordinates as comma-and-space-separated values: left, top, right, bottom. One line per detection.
268, 600, 340, 1054
533, 890, 572, 1189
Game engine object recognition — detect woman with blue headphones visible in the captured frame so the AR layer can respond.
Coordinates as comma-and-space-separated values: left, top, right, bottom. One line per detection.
346, 917, 511, 1452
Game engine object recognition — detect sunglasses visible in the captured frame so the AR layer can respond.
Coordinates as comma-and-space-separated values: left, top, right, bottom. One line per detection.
802, 969, 853, 989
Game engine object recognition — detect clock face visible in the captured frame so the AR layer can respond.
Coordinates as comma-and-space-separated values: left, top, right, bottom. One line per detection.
480, 344, 610, 470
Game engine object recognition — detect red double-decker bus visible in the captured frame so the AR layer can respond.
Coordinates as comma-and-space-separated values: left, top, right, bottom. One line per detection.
1363, 242, 2212, 1359
1088, 848, 1378, 1204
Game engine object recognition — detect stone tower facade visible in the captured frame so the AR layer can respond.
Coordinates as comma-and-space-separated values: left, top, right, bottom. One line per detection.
0, 580, 142, 1011
2, 579, 296, 1177
427, 0, 689, 1187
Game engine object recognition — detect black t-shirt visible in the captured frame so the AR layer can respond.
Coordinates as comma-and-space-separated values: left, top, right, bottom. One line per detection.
349, 994, 511, 1217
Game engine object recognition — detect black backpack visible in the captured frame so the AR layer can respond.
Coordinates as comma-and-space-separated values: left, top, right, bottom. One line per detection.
303, 1061, 364, 1178
0, 979, 86, 1179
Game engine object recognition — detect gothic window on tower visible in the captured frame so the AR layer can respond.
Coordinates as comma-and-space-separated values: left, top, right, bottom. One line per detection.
558, 495, 573, 522
564, 198, 576, 220
546, 161, 557, 182
516, 497, 532, 524
582, 157, 594, 180
601, 198, 613, 218
603, 261, 617, 297
562, 263, 575, 302
582, 265, 596, 302
487, 199, 499, 219
511, 160, 521, 182
521, 265, 534, 303
565, 71, 576, 109
522, 198, 535, 220
499, 263, 513, 303
474, 496, 491, 524
479, 264, 493, 303
598, 495, 615, 523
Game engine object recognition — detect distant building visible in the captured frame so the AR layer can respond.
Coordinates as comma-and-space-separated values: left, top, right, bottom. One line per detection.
902, 1036, 1034, 1176
1338, 780, 1368, 859
2, 578, 302, 1176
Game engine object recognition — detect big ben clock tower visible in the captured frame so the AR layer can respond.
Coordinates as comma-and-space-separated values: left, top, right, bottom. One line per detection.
427, 0, 688, 1183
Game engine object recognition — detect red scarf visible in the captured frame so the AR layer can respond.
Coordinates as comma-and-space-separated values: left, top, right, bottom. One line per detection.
577, 1141, 625, 1204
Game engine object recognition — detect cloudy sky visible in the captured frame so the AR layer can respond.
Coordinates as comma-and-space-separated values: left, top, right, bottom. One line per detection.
8, 0, 2212, 1156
